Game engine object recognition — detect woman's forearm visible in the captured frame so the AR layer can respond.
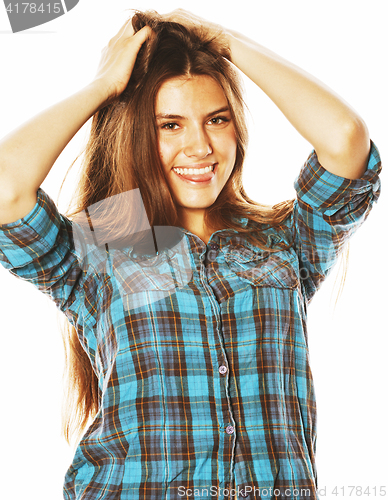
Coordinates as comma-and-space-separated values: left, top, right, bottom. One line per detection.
0, 82, 108, 224
0, 23, 152, 226
227, 29, 370, 179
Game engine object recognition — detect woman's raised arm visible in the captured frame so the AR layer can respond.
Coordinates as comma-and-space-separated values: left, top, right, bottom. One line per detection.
164, 9, 370, 180
0, 22, 151, 225
226, 29, 370, 179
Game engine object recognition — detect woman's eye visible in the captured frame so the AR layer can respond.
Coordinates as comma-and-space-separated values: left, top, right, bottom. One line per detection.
208, 116, 229, 125
161, 122, 179, 130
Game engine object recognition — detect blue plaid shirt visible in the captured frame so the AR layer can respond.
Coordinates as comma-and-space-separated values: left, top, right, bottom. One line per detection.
0, 142, 381, 500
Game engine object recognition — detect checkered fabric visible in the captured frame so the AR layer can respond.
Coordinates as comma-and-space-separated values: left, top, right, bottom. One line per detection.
0, 142, 381, 500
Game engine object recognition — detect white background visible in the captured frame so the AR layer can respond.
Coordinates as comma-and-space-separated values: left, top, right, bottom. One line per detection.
0, 1, 386, 499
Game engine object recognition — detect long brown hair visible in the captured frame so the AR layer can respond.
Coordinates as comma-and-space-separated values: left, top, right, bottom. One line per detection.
61, 10, 295, 445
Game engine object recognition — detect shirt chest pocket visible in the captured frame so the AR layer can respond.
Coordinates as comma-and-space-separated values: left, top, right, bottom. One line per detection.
224, 246, 299, 290
109, 246, 194, 313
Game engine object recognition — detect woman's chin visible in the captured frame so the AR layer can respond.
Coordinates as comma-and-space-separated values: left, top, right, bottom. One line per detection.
176, 198, 216, 211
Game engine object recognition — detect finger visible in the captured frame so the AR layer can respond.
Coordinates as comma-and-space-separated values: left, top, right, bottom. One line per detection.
130, 25, 153, 44
120, 17, 136, 39
113, 17, 134, 41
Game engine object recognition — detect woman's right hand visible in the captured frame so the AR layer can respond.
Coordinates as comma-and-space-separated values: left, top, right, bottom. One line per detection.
93, 19, 152, 103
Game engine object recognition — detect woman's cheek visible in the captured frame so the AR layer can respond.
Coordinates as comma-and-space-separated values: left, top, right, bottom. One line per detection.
158, 139, 174, 170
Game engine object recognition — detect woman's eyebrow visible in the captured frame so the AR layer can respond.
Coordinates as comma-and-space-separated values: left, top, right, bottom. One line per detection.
155, 106, 230, 120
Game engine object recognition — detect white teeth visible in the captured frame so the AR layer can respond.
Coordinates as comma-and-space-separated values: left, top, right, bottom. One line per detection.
173, 165, 214, 175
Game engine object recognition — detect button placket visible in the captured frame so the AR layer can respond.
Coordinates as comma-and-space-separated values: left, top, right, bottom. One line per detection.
204, 236, 238, 489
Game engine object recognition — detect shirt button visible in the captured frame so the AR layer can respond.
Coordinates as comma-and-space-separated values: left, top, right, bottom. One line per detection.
240, 490, 249, 498
219, 365, 228, 375
225, 425, 234, 435
209, 242, 219, 250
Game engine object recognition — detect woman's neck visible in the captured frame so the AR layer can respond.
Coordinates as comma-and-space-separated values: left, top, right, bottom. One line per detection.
178, 208, 216, 245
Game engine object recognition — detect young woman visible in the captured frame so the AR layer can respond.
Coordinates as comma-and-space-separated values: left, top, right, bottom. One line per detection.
0, 8, 381, 500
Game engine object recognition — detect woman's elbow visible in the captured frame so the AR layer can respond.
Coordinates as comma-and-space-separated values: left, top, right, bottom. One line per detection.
316, 117, 371, 180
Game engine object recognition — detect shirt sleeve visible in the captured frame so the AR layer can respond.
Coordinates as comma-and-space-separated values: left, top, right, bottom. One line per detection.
0, 188, 85, 326
292, 140, 382, 302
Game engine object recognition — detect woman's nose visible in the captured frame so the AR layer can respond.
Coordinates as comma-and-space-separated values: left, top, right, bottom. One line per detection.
183, 126, 212, 158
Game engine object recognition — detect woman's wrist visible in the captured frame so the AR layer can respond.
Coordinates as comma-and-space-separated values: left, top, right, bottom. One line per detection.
224, 30, 247, 67
87, 78, 115, 111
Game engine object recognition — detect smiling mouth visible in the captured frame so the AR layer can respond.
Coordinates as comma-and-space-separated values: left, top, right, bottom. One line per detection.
172, 163, 217, 183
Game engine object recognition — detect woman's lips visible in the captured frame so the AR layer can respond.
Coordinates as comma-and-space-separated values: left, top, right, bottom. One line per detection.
172, 163, 217, 183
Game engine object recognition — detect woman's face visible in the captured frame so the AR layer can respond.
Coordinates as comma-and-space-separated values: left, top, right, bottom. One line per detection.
155, 75, 237, 216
